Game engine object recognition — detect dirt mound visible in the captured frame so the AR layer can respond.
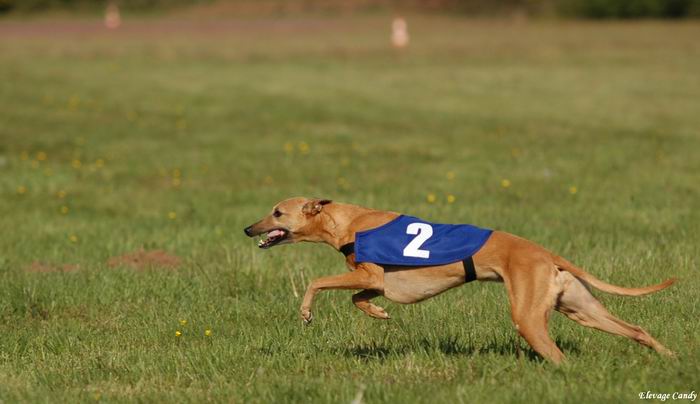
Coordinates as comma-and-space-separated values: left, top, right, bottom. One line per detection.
107, 249, 181, 270
24, 261, 79, 273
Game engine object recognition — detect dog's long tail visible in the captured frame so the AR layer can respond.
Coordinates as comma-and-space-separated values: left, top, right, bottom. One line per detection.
554, 256, 676, 296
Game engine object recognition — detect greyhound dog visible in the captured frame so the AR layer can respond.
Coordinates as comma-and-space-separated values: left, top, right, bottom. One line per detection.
244, 197, 675, 363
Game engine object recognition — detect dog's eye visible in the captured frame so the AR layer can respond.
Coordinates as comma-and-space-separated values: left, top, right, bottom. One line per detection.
273, 210, 282, 218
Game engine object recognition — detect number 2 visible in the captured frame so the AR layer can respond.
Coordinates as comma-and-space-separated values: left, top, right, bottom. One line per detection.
403, 223, 432, 258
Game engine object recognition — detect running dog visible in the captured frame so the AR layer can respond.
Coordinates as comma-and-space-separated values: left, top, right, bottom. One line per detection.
244, 197, 675, 363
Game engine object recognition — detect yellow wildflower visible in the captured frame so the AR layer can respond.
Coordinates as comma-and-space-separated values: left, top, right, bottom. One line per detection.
501, 179, 511, 188
69, 235, 78, 243
337, 177, 350, 189
569, 186, 578, 195
168, 212, 177, 220
68, 95, 80, 109
446, 171, 455, 180
426, 193, 437, 203
175, 330, 182, 337
60, 206, 69, 214
446, 194, 456, 204
179, 319, 187, 326
72, 159, 82, 169
204, 329, 212, 337
36, 151, 47, 161
298, 142, 309, 154
17, 185, 27, 195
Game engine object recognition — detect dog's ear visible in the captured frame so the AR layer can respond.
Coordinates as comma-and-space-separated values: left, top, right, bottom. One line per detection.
302, 198, 332, 216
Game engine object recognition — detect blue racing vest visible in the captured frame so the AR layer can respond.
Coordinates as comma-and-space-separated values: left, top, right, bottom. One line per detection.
351, 215, 493, 267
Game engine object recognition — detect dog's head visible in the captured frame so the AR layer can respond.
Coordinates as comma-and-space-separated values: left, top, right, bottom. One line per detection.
244, 197, 332, 248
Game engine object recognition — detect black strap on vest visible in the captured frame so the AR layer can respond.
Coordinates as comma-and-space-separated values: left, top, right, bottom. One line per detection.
462, 256, 477, 283
339, 242, 355, 257
340, 242, 476, 284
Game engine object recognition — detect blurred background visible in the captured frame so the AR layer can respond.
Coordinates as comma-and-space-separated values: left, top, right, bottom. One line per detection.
2, 0, 700, 18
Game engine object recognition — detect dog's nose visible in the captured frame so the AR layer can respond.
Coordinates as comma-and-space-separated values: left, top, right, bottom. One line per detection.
244, 226, 254, 237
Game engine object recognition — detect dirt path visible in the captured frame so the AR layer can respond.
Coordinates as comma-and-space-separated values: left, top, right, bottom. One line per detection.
0, 17, 373, 39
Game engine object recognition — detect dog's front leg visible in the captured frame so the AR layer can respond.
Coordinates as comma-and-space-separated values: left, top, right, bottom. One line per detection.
300, 264, 383, 325
352, 290, 390, 319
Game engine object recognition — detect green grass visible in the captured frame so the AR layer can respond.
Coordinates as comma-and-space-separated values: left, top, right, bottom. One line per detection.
1, 15, 699, 403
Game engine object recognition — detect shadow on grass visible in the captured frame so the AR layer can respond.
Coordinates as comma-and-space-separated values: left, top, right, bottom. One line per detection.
338, 336, 581, 363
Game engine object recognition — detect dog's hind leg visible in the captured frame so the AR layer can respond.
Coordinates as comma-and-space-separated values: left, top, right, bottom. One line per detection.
504, 262, 565, 364
352, 290, 390, 319
555, 271, 674, 356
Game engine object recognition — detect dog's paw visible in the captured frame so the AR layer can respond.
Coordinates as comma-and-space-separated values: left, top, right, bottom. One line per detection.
300, 308, 313, 325
370, 306, 391, 320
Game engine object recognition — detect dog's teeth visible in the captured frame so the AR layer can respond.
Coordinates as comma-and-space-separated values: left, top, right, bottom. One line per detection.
258, 239, 265, 246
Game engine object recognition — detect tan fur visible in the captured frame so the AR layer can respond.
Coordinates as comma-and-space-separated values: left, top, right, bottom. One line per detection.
245, 197, 676, 363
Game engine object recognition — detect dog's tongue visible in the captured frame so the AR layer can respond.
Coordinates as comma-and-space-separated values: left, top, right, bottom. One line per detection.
268, 229, 284, 238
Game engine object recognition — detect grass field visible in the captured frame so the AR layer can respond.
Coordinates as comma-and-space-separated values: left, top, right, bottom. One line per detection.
1, 14, 699, 403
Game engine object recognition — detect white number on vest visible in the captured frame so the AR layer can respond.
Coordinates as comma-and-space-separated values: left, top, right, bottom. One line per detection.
403, 223, 433, 258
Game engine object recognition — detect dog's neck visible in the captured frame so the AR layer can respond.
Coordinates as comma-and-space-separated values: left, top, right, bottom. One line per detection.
315, 203, 400, 252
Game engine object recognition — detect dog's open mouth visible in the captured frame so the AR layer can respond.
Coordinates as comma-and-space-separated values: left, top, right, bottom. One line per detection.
257, 229, 289, 249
